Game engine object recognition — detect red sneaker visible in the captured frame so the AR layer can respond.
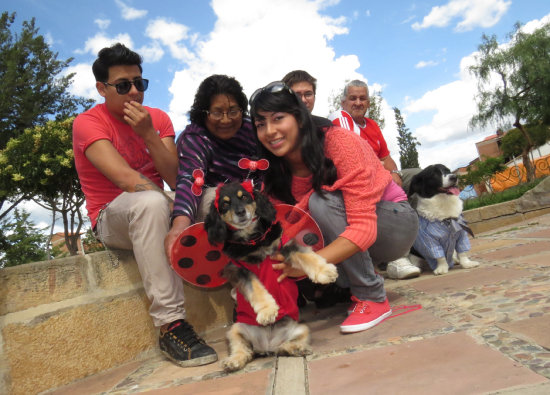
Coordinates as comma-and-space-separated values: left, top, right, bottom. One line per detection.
340, 296, 392, 333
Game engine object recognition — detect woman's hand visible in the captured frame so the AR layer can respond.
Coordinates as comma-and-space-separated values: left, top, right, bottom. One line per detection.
164, 216, 191, 262
271, 252, 306, 282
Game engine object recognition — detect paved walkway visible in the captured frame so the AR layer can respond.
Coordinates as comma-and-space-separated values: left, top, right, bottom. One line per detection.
45, 213, 550, 395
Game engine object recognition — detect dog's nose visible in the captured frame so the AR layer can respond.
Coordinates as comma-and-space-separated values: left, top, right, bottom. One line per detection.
450, 174, 457, 183
235, 206, 246, 217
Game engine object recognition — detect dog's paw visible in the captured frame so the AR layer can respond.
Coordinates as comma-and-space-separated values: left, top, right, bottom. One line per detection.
434, 263, 449, 276
256, 303, 279, 326
312, 263, 338, 284
459, 258, 479, 269
222, 355, 249, 372
279, 342, 312, 357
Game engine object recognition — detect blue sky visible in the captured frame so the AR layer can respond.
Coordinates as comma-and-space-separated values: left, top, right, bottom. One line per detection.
4, 0, 550, 230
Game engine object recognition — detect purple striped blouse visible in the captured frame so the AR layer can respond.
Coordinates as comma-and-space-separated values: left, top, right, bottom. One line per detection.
172, 119, 263, 222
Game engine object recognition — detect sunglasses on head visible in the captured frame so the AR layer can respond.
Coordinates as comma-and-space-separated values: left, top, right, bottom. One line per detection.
249, 81, 294, 108
103, 78, 149, 95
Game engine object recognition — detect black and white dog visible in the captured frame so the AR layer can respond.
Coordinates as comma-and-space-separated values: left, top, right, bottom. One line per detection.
204, 181, 337, 372
408, 164, 479, 275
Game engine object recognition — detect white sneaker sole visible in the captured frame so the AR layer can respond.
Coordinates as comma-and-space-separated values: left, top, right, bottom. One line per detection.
387, 269, 421, 280
340, 309, 392, 333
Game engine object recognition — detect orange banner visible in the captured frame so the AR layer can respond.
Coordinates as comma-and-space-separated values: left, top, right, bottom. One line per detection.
490, 154, 550, 192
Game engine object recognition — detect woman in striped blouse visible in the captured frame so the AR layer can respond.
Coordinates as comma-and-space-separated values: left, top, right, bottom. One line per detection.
164, 74, 263, 260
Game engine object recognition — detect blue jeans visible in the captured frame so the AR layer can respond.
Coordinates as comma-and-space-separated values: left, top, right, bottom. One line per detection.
308, 191, 418, 302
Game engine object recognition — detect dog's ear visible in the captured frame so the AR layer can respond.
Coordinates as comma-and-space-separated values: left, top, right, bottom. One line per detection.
408, 173, 423, 198
253, 189, 276, 222
204, 204, 227, 245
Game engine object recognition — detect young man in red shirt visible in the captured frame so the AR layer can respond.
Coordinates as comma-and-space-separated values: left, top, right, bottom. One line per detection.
73, 43, 217, 367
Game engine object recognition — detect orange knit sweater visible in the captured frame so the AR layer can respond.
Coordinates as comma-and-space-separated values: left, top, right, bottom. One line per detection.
290, 126, 392, 251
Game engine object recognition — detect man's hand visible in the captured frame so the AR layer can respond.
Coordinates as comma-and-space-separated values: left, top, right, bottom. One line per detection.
271, 252, 306, 282
123, 101, 155, 138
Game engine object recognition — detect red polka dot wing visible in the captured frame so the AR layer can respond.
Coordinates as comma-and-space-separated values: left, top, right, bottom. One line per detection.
170, 223, 229, 288
274, 204, 324, 251
170, 205, 324, 288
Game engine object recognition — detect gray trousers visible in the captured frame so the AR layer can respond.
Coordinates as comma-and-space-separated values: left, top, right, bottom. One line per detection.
96, 190, 185, 327
309, 192, 419, 302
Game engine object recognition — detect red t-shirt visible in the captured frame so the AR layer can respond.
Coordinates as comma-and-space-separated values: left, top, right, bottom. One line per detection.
233, 237, 299, 326
329, 110, 390, 159
72, 103, 175, 227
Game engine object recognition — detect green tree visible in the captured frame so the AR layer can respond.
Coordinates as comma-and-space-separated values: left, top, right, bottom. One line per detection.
500, 124, 550, 159
469, 22, 550, 182
0, 118, 85, 255
0, 12, 93, 217
394, 107, 420, 168
366, 90, 385, 130
459, 156, 506, 192
82, 228, 105, 254
0, 208, 47, 267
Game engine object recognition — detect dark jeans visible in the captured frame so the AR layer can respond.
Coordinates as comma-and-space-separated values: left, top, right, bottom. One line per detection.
308, 191, 418, 302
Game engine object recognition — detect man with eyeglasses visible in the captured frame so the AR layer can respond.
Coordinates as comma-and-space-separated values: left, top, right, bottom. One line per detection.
73, 43, 217, 367
282, 70, 317, 113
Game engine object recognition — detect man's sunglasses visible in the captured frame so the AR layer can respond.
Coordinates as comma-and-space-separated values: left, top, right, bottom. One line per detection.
249, 81, 294, 108
103, 78, 149, 95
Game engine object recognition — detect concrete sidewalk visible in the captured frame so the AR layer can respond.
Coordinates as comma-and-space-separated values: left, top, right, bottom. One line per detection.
45, 213, 550, 395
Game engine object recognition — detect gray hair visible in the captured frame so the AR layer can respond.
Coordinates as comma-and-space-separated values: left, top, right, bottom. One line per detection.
341, 80, 369, 103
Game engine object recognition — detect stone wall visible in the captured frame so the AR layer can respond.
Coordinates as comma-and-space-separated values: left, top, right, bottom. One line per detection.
0, 251, 233, 395
464, 176, 550, 234
1, 177, 548, 395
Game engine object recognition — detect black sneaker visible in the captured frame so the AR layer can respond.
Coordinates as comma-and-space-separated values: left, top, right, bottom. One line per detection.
159, 319, 218, 367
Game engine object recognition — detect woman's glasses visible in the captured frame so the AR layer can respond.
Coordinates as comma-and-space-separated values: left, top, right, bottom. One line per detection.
103, 78, 149, 95
249, 81, 294, 107
205, 108, 242, 121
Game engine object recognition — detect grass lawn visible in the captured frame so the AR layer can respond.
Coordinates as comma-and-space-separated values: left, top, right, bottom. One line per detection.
463, 176, 547, 211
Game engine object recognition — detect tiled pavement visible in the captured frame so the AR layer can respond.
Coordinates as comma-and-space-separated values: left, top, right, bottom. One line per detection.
45, 213, 550, 395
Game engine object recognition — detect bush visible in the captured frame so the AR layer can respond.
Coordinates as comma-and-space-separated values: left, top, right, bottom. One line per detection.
463, 177, 546, 210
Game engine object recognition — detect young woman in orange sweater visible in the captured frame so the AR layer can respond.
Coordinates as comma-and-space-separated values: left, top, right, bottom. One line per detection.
249, 82, 418, 333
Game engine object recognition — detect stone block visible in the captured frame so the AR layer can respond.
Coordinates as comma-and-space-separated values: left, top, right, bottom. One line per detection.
90, 250, 144, 290
2, 291, 156, 395
182, 283, 233, 334
0, 257, 90, 315
523, 207, 550, 220
480, 200, 517, 220
469, 213, 525, 234
517, 176, 550, 212
463, 208, 482, 223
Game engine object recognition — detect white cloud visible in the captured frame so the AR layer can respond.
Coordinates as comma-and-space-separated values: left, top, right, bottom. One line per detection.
165, 0, 358, 131
64, 63, 102, 102
19, 200, 66, 234
115, 0, 148, 20
519, 13, 550, 34
406, 55, 482, 140
94, 19, 111, 30
75, 32, 134, 56
138, 42, 165, 63
401, 15, 416, 24
145, 18, 195, 62
415, 60, 438, 69
44, 32, 54, 46
412, 0, 511, 32
403, 11, 550, 170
